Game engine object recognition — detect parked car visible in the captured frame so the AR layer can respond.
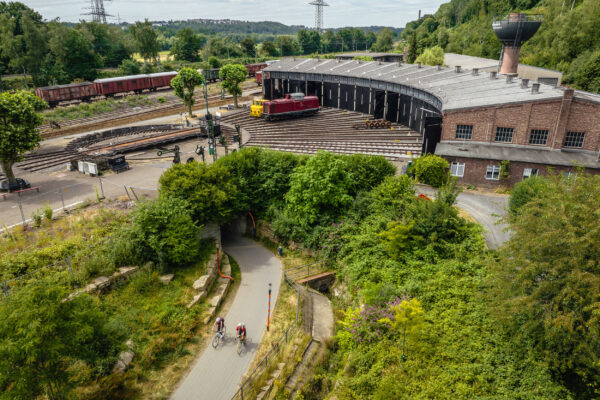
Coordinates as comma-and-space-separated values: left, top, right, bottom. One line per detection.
0, 178, 31, 192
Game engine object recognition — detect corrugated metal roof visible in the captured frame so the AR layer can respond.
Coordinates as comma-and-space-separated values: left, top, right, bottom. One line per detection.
148, 71, 178, 77
37, 82, 93, 90
94, 75, 150, 83
435, 141, 600, 169
265, 58, 600, 111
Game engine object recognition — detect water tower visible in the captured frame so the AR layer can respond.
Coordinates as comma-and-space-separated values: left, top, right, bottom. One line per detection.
493, 13, 542, 75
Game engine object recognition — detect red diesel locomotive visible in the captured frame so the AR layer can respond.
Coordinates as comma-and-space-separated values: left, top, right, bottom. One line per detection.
263, 93, 320, 121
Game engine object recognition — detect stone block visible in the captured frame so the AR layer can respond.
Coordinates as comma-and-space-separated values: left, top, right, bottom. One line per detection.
209, 294, 222, 308
159, 274, 174, 284
113, 350, 134, 373
186, 291, 207, 309
193, 274, 214, 292
119, 266, 138, 278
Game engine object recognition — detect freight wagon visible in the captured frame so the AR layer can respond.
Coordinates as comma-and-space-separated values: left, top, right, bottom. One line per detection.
93, 75, 152, 97
245, 63, 268, 77
35, 82, 96, 107
200, 68, 221, 83
255, 71, 263, 86
263, 93, 319, 121
148, 71, 178, 90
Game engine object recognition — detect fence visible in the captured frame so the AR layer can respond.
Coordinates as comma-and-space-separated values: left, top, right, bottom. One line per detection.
230, 267, 307, 400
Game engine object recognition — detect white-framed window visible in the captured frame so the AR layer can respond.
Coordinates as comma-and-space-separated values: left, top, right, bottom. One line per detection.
455, 125, 473, 140
486, 165, 500, 180
450, 162, 465, 177
523, 168, 538, 179
529, 129, 549, 145
564, 131, 585, 148
495, 127, 514, 142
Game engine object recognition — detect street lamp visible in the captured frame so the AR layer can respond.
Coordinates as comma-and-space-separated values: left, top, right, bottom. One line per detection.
203, 81, 217, 162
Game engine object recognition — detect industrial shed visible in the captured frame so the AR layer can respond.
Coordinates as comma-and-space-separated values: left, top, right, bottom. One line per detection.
262, 58, 600, 187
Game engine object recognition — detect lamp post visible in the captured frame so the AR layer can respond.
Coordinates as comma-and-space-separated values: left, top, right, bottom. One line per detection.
267, 282, 272, 331
203, 82, 217, 162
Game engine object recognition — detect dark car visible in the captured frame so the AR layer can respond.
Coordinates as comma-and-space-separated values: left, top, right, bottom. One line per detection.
0, 178, 31, 192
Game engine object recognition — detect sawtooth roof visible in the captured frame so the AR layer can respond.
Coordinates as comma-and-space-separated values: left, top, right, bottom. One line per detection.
265, 58, 600, 112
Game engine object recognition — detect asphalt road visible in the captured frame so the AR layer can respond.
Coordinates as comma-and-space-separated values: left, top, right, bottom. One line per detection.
416, 185, 510, 248
170, 236, 282, 400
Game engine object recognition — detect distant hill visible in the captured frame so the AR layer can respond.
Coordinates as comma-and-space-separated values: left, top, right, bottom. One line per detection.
141, 19, 306, 35
333, 26, 403, 35
401, 0, 600, 92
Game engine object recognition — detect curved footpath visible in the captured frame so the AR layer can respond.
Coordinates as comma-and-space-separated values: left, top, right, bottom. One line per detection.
171, 236, 282, 400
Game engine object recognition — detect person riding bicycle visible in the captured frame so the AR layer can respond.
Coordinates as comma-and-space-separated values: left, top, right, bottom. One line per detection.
215, 317, 225, 335
236, 322, 247, 342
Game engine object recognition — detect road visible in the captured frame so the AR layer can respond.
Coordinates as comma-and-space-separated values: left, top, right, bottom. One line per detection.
170, 236, 282, 400
416, 185, 510, 248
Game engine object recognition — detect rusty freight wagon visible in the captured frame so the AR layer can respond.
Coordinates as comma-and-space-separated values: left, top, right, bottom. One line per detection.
263, 93, 319, 121
35, 82, 97, 107
245, 62, 268, 77
93, 75, 152, 97
149, 71, 178, 90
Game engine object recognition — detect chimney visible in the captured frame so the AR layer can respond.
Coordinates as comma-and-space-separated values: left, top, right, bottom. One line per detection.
418, 9, 421, 19
532, 82, 540, 94
520, 78, 529, 88
506, 74, 514, 83
472, 68, 479, 76
455, 65, 462, 73
417, 62, 422, 69
490, 71, 497, 80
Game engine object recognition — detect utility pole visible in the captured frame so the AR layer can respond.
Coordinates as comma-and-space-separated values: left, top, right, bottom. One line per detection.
203, 82, 217, 162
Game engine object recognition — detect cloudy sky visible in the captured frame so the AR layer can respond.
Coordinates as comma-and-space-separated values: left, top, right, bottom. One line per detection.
20, 0, 447, 27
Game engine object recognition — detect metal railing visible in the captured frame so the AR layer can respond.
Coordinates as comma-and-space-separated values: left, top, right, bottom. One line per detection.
230, 270, 304, 400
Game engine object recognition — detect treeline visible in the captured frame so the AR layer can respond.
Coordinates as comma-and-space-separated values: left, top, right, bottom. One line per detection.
401, 0, 600, 92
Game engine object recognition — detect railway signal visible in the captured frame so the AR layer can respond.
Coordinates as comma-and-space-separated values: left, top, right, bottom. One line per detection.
157, 145, 181, 164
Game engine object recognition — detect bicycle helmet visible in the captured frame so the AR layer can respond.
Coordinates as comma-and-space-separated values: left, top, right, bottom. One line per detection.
216, 317, 222, 323
241, 322, 245, 328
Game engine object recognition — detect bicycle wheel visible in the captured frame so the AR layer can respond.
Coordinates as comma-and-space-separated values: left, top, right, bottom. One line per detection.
237, 338, 242, 355
212, 333, 220, 348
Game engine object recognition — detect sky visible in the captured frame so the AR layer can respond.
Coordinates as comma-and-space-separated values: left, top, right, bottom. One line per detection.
20, 0, 448, 28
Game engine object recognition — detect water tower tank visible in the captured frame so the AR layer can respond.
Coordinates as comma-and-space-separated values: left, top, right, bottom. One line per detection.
492, 13, 542, 75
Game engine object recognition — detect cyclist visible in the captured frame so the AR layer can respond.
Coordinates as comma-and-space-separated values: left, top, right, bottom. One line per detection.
236, 322, 247, 342
215, 317, 225, 336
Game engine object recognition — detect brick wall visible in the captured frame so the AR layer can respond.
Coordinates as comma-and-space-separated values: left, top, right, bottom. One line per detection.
442, 96, 600, 152
445, 156, 600, 188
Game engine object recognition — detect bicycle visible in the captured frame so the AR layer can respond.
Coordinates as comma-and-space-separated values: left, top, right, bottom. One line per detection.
236, 335, 246, 355
212, 325, 226, 349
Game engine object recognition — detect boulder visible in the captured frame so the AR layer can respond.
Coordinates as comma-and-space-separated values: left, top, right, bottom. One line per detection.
159, 274, 174, 284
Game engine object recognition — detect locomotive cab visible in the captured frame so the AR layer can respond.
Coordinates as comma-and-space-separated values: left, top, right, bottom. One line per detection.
250, 98, 267, 117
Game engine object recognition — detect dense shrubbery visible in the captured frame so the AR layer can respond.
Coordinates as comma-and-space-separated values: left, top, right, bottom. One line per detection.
413, 154, 449, 187
508, 174, 549, 216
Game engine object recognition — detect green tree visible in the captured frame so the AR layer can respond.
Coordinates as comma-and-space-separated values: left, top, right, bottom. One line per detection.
415, 45, 445, 66
131, 197, 200, 267
366, 31, 377, 49
508, 175, 549, 217
208, 56, 221, 68
407, 31, 418, 63
436, 27, 449, 50
297, 29, 321, 54
260, 40, 278, 57
130, 19, 160, 63
219, 63, 247, 108
0, 275, 119, 400
275, 35, 297, 56
159, 161, 237, 225
372, 27, 394, 52
171, 67, 204, 117
170, 28, 205, 62
240, 37, 256, 57
285, 150, 354, 226
119, 58, 141, 75
492, 173, 600, 398
566, 50, 600, 92
0, 90, 46, 184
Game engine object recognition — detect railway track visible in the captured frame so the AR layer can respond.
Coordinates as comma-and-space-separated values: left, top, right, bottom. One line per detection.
39, 84, 262, 139
221, 108, 423, 161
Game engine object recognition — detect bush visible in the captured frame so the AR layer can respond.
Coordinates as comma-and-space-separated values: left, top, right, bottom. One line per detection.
119, 59, 141, 75
413, 154, 449, 187
208, 56, 221, 68
131, 197, 200, 268
508, 175, 549, 216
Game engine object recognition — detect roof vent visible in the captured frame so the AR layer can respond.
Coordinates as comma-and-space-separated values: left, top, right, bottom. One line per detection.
506, 74, 514, 83
378, 61, 382, 65
417, 62, 422, 69
455, 65, 462, 73
532, 82, 540, 94
490, 71, 497, 80
472, 68, 479, 76
316, 56, 320, 61
520, 78, 529, 88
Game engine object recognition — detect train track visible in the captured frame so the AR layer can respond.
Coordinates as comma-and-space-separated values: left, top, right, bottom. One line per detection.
221, 108, 423, 161
39, 84, 262, 139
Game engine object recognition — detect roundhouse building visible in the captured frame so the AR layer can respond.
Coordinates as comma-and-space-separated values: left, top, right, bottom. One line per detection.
262, 58, 600, 186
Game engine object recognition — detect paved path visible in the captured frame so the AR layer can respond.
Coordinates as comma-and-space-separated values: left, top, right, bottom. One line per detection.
416, 185, 510, 248
171, 236, 282, 400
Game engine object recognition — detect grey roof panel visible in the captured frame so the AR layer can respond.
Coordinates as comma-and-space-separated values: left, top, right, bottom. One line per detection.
435, 141, 600, 169
265, 58, 599, 111
94, 75, 150, 83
